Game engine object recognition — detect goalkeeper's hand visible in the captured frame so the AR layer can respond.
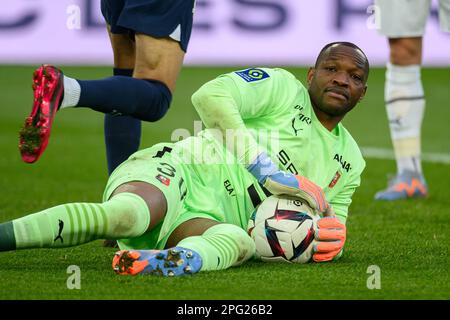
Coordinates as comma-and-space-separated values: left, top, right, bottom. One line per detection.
247, 152, 333, 215
312, 217, 346, 262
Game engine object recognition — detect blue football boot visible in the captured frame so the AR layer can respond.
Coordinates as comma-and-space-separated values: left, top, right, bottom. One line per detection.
112, 247, 202, 276
374, 170, 428, 201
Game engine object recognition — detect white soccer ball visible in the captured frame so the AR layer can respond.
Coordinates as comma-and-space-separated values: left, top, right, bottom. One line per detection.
247, 195, 319, 264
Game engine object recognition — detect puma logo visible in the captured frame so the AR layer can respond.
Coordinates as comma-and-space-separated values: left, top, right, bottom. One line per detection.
54, 219, 64, 243
292, 118, 302, 136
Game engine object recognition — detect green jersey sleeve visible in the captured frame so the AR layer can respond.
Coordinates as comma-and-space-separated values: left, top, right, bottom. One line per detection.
328, 137, 366, 224
331, 166, 364, 224
191, 67, 307, 164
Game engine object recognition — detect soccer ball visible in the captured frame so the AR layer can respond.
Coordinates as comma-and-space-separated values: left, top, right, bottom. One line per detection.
247, 195, 319, 264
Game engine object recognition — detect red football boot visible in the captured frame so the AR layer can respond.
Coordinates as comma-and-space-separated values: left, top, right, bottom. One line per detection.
19, 65, 64, 163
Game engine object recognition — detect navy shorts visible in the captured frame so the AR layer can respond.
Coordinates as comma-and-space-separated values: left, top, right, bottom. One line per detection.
101, 0, 195, 52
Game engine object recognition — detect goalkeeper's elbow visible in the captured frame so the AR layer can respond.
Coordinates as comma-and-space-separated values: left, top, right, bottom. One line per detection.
191, 82, 216, 119
191, 78, 237, 124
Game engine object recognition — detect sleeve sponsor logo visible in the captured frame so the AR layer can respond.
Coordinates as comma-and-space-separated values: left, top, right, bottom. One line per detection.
328, 171, 342, 188
235, 68, 270, 82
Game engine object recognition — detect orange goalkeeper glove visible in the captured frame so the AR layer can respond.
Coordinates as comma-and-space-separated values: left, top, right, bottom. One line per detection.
312, 217, 346, 262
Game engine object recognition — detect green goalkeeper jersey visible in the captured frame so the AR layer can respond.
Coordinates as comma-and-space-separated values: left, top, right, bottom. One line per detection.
170, 67, 365, 228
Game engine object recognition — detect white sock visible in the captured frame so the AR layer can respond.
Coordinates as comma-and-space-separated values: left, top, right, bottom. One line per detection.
60, 76, 81, 109
385, 63, 425, 175
392, 139, 422, 174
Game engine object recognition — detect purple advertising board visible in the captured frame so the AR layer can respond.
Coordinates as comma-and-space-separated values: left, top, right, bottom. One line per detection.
0, 0, 449, 66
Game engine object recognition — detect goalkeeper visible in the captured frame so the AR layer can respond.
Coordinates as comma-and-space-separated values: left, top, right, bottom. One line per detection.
0, 42, 368, 276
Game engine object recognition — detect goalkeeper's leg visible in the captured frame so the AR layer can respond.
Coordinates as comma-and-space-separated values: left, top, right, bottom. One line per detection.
0, 182, 166, 251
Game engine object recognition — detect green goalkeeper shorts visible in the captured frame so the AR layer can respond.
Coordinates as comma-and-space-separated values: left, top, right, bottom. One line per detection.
102, 142, 223, 250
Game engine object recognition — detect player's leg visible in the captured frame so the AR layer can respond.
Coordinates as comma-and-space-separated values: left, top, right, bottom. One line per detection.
101, 33, 185, 174
386, 37, 425, 174
374, 0, 430, 200
375, 37, 428, 200
0, 190, 154, 252
104, 24, 142, 175
101, 0, 141, 175
70, 0, 195, 114
439, 0, 450, 33
0, 144, 183, 252
73, 24, 188, 118
133, 34, 184, 93
107, 27, 135, 70
102, 26, 139, 248
113, 218, 255, 276
19, 0, 195, 164
18, 59, 169, 165
62, 35, 181, 121
69, 0, 194, 147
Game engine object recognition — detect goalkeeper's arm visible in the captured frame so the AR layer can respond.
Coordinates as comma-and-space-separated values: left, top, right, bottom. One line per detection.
191, 75, 261, 165
191, 75, 332, 215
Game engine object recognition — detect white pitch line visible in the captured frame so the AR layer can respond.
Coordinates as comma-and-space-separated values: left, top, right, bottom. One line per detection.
361, 147, 450, 164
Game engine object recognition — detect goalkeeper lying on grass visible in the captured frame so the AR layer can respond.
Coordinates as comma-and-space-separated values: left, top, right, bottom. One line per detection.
0, 42, 368, 276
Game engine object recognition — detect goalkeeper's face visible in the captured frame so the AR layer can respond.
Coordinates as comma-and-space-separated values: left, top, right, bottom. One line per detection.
307, 45, 368, 118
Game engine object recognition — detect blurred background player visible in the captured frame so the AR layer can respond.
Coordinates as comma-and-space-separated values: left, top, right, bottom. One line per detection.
1, 42, 368, 275
374, 0, 450, 200
19, 0, 196, 175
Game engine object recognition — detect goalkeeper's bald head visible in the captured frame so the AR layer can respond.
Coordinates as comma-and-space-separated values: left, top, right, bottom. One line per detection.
315, 42, 370, 82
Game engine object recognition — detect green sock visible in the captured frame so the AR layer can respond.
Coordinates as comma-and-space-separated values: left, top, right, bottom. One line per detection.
0, 192, 149, 251
177, 223, 255, 271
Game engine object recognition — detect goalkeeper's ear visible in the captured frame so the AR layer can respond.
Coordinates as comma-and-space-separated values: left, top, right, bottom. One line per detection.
306, 67, 315, 87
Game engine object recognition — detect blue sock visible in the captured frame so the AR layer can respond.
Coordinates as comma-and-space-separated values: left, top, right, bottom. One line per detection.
76, 76, 171, 122
104, 68, 141, 175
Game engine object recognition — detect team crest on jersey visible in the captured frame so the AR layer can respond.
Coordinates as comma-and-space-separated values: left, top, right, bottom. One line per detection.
235, 68, 269, 82
156, 174, 171, 186
328, 171, 342, 188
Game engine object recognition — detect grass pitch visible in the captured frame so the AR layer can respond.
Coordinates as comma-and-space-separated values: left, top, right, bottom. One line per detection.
0, 66, 448, 300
